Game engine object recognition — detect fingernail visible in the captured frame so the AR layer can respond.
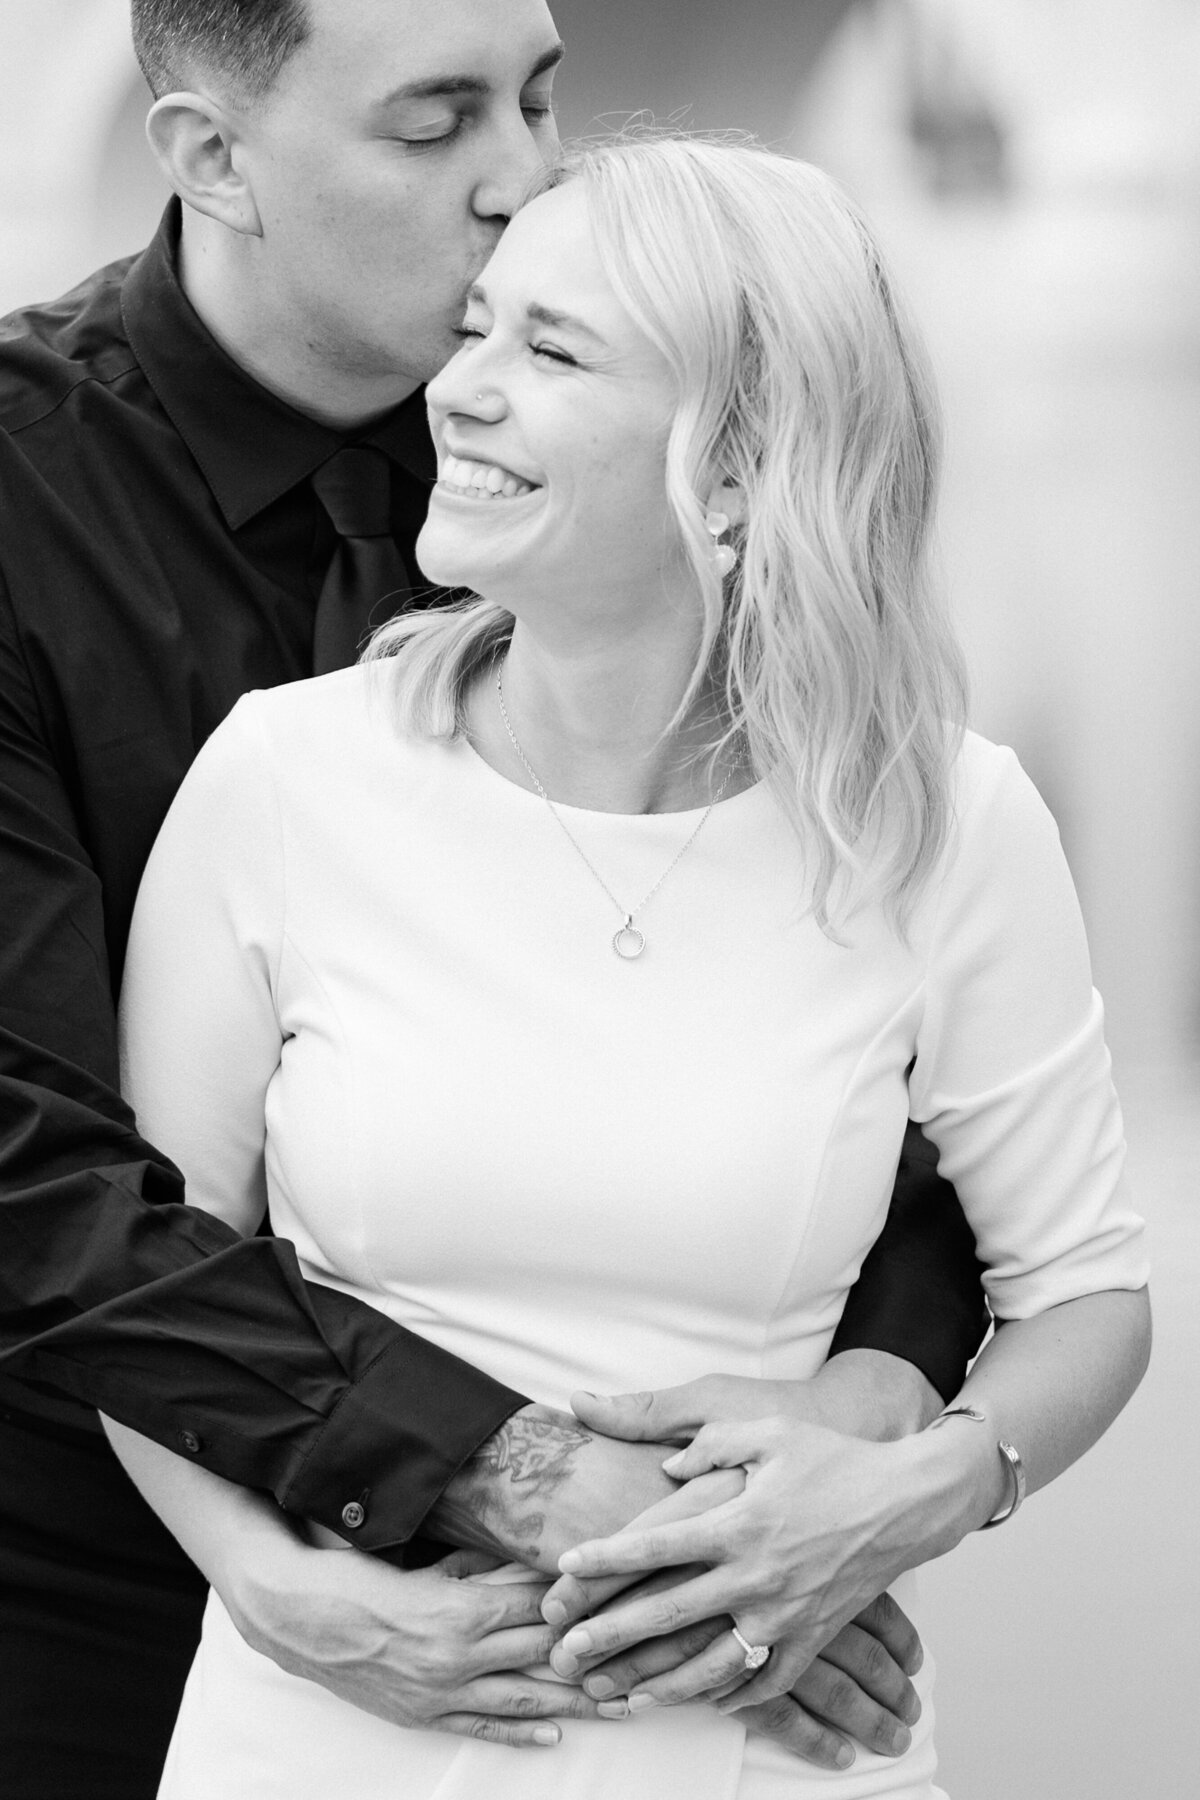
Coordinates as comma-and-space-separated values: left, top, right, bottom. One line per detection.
835, 1746, 855, 1769
562, 1629, 592, 1657
902, 1694, 922, 1725
585, 1675, 615, 1698
542, 1599, 568, 1626
890, 1727, 912, 1756
534, 1726, 561, 1746
559, 1551, 584, 1574
597, 1700, 629, 1720
628, 1693, 657, 1713
661, 1450, 686, 1474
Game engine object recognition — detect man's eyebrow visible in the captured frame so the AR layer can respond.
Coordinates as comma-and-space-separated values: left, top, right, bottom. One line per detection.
374, 41, 565, 108
525, 42, 567, 83
465, 286, 607, 348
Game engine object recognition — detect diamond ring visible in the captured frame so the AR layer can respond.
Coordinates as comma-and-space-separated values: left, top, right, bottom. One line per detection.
731, 1626, 771, 1671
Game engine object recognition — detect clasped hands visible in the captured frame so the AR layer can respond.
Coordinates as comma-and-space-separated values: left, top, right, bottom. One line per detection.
523, 1358, 942, 1768
198, 1359, 933, 1764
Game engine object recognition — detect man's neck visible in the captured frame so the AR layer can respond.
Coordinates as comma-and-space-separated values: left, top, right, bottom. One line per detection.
176, 217, 420, 431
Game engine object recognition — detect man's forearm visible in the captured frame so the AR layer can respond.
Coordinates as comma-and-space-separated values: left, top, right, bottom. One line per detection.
428, 1403, 678, 1573
428, 1404, 593, 1562
1, 1056, 526, 1549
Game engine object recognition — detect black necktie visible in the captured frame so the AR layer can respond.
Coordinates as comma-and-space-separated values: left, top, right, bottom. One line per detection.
310, 445, 411, 674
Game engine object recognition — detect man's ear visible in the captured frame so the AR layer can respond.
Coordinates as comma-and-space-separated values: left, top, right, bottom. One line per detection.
146, 92, 263, 238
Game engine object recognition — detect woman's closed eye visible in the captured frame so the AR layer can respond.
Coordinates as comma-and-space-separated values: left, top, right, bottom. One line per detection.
451, 325, 578, 368
531, 343, 578, 367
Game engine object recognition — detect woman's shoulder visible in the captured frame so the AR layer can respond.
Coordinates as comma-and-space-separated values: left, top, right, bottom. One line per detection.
224, 664, 375, 738
211, 664, 421, 770
935, 728, 1076, 923
952, 727, 1021, 802
948, 729, 1055, 843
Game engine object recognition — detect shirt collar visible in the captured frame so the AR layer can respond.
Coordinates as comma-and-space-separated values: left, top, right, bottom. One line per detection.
120, 200, 435, 531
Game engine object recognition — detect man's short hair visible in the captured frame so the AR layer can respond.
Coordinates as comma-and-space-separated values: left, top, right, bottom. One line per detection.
131, 0, 311, 102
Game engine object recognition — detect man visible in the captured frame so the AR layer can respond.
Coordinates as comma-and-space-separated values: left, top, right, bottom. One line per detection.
0, 2, 986, 1794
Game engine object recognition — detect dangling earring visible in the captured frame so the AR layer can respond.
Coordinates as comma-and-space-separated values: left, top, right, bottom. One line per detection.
705, 510, 738, 578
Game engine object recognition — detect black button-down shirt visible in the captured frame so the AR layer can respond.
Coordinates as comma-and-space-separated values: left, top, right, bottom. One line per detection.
0, 205, 986, 1550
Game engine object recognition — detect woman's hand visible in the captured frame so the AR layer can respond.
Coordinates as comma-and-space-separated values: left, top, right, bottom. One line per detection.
570, 1350, 943, 1448
542, 1458, 924, 1766
548, 1414, 993, 1709
549, 1289, 1153, 1712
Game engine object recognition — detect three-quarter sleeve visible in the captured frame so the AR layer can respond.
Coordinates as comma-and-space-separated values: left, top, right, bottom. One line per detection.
909, 743, 1147, 1320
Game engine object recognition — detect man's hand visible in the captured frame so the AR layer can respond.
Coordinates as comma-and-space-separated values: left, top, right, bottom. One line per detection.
225, 1534, 603, 1749
570, 1350, 944, 1449
576, 1590, 923, 1770
426, 1402, 680, 1573
547, 1413, 997, 1710
100, 1414, 608, 1751
740, 1597, 923, 1768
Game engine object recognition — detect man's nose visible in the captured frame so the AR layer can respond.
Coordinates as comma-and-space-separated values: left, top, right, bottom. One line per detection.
471, 108, 559, 223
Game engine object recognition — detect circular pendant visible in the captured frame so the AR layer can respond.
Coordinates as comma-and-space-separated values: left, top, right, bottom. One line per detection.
612, 921, 646, 960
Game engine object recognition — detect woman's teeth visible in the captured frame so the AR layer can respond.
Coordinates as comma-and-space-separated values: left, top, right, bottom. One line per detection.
440, 454, 535, 500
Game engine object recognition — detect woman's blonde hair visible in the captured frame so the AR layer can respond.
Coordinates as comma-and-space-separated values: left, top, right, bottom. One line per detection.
366, 133, 968, 928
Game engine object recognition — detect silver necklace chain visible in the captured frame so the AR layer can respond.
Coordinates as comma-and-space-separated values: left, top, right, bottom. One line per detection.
495, 663, 734, 960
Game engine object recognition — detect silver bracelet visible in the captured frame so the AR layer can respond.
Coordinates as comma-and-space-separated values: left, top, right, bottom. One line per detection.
979, 1439, 1027, 1528
930, 1405, 1027, 1529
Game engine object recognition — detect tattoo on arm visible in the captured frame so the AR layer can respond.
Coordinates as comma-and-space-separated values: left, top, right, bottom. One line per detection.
476, 1411, 592, 1487
427, 1406, 594, 1563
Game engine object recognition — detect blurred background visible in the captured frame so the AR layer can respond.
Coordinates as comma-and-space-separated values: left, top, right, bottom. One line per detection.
1, 2, 1196, 1794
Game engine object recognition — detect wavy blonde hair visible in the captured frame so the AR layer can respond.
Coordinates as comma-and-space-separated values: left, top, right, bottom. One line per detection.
366, 134, 968, 928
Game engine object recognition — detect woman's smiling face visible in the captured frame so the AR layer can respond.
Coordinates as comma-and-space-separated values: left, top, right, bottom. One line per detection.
418, 181, 685, 623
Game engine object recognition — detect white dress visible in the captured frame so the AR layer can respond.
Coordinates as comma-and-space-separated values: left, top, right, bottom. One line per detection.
118, 665, 1147, 1800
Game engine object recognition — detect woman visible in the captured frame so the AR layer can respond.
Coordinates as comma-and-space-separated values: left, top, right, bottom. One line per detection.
111, 137, 1148, 1798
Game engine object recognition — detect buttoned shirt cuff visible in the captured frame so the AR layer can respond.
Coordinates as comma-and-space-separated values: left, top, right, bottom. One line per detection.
278, 1331, 527, 1552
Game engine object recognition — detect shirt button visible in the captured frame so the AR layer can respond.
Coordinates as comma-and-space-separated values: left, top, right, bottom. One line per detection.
341, 1501, 366, 1531
179, 1430, 202, 1454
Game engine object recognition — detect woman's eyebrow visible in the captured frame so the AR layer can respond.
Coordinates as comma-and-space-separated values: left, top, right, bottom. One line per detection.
464, 285, 607, 350
525, 303, 606, 348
